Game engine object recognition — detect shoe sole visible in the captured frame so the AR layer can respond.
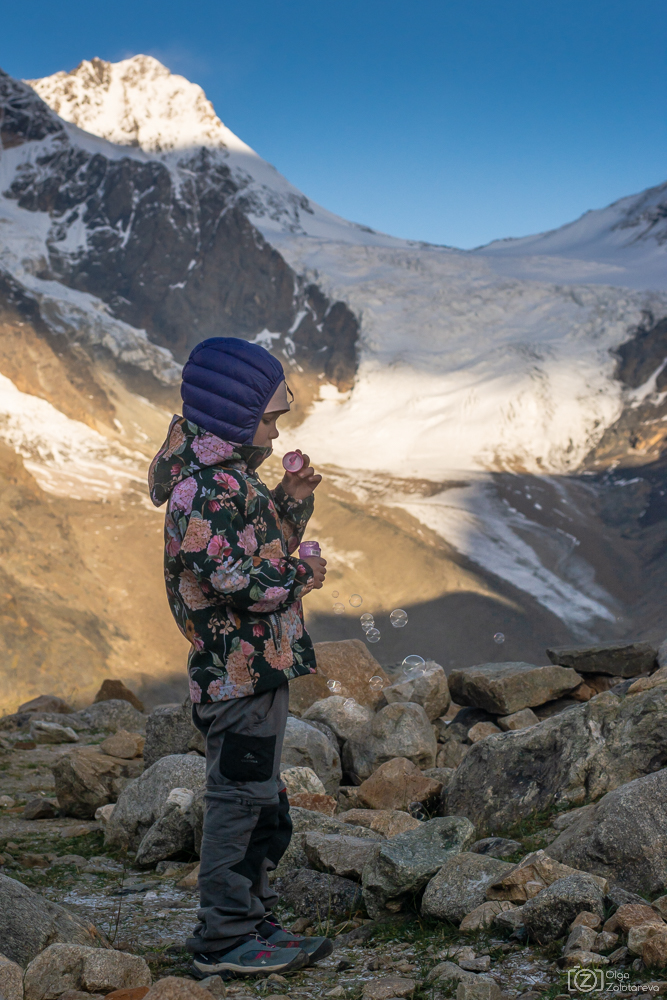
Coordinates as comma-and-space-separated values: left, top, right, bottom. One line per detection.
304, 937, 334, 965
192, 949, 308, 979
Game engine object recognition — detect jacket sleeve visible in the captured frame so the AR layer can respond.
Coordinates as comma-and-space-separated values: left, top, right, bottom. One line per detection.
175, 475, 313, 614
270, 484, 314, 537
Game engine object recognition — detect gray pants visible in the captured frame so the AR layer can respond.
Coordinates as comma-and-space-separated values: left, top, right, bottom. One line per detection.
187, 682, 291, 954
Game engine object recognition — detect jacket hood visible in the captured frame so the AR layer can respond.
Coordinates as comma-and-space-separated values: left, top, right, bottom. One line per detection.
181, 337, 285, 445
148, 415, 270, 508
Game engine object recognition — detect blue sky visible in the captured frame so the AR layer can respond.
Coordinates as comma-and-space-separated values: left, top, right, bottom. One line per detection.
3, 0, 666, 248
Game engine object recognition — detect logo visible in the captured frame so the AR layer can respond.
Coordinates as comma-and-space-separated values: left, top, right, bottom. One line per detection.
242, 752, 258, 763
568, 967, 604, 993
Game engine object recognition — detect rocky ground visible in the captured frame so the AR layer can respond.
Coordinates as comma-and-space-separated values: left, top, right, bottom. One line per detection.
3, 646, 667, 1000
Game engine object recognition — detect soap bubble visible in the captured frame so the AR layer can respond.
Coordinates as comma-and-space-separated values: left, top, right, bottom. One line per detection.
349, 594, 363, 608
343, 698, 356, 710
493, 632, 505, 644
390, 608, 408, 628
361, 622, 375, 633
327, 679, 342, 694
402, 654, 425, 675
360, 613, 374, 624
333, 603, 345, 614
332, 590, 339, 598
365, 628, 381, 643
369, 675, 385, 691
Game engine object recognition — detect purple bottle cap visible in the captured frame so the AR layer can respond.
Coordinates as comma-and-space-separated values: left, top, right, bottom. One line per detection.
282, 451, 304, 473
299, 541, 321, 558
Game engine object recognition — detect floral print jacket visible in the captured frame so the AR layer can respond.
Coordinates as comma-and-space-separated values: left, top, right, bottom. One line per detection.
148, 416, 316, 704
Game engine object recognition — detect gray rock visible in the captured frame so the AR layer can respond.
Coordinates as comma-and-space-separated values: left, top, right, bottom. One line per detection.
24, 943, 151, 1000
135, 788, 198, 866
605, 885, 648, 910
383, 661, 451, 721
448, 662, 583, 716
301, 718, 339, 752
444, 688, 667, 834
52, 747, 144, 819
0, 953, 25, 1000
280, 766, 326, 796
23, 797, 58, 820
470, 837, 523, 858
436, 741, 470, 769
426, 961, 480, 985
273, 868, 363, 920
421, 852, 514, 923
104, 754, 206, 851
143, 700, 197, 769
494, 906, 526, 932
304, 833, 381, 881
456, 981, 503, 1000
362, 816, 476, 917
563, 924, 598, 955
303, 697, 374, 744
76, 699, 146, 734
547, 641, 657, 678
423, 767, 456, 785
521, 874, 605, 944
281, 717, 342, 794
0, 873, 105, 966
273, 806, 381, 877
547, 768, 667, 896
30, 720, 79, 744
342, 702, 437, 781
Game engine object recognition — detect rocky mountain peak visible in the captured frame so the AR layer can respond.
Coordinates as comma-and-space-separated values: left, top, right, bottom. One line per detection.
27, 54, 254, 155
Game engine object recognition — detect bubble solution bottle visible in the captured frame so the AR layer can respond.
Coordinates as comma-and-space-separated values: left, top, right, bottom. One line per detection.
299, 541, 321, 559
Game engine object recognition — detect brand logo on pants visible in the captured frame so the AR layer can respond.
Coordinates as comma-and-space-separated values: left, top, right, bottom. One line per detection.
243, 752, 259, 763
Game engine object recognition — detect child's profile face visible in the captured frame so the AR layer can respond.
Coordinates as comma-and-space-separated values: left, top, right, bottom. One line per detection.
252, 410, 283, 452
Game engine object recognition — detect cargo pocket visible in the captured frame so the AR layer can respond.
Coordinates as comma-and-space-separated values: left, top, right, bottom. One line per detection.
219, 732, 277, 782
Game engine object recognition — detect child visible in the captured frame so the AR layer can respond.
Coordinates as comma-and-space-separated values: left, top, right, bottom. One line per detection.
149, 337, 329, 978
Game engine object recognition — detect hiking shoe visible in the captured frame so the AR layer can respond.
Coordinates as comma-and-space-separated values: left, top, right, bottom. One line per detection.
192, 934, 308, 978
257, 918, 334, 965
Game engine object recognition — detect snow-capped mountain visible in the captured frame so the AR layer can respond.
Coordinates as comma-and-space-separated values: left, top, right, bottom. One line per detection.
1, 54, 666, 709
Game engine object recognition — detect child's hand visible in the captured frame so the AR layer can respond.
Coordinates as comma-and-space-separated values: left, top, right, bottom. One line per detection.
302, 556, 327, 589
282, 451, 322, 500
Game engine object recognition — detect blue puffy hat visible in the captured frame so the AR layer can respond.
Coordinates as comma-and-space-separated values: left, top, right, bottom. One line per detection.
181, 337, 285, 444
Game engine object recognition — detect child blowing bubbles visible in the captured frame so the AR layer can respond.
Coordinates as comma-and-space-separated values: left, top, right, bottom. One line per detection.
148, 337, 329, 979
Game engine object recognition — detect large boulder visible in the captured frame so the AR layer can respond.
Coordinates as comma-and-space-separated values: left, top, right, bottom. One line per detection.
421, 852, 514, 923
273, 868, 363, 919
19, 694, 72, 714
357, 757, 442, 811
280, 766, 326, 796
548, 768, 667, 896
76, 699, 146, 734
485, 849, 607, 902
52, 747, 144, 819
289, 639, 390, 714
24, 943, 150, 1000
0, 953, 23, 1000
546, 641, 657, 678
104, 754, 206, 852
143, 699, 201, 769
521, 873, 606, 944
304, 833, 381, 880
362, 816, 476, 917
0, 873, 105, 966
444, 688, 667, 833
342, 702, 437, 780
134, 788, 200, 866
303, 696, 374, 744
340, 809, 421, 838
383, 661, 451, 721
281, 717, 342, 794
273, 806, 381, 876
448, 662, 582, 716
